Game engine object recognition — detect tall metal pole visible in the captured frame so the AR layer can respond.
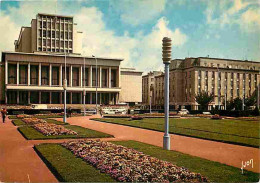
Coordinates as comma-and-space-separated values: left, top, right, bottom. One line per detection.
83, 56, 86, 116
150, 94, 152, 114
217, 67, 221, 110
63, 52, 67, 123
92, 55, 98, 114
242, 75, 245, 111
257, 83, 259, 109
162, 37, 171, 150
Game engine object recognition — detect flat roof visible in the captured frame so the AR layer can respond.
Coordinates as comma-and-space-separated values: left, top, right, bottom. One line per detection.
37, 13, 73, 18
184, 57, 260, 64
1, 51, 124, 62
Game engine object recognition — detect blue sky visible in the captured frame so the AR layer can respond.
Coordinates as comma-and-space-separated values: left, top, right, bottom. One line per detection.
0, 0, 259, 72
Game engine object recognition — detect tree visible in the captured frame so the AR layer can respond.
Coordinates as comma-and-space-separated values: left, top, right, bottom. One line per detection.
195, 91, 214, 111
245, 94, 257, 110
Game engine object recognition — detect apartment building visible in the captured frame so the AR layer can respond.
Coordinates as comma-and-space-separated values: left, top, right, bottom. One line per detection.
14, 13, 82, 54
120, 68, 143, 105
145, 57, 260, 110
142, 71, 163, 105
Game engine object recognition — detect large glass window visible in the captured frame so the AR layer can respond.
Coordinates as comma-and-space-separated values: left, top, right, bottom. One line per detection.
41, 66, 49, 85
52, 66, 59, 85
72, 67, 79, 86
111, 69, 117, 87
8, 64, 17, 84
19, 65, 28, 84
92, 68, 100, 87
30, 65, 38, 85
102, 69, 108, 88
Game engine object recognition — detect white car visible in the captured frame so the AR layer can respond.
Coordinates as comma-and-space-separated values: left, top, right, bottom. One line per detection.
178, 109, 189, 115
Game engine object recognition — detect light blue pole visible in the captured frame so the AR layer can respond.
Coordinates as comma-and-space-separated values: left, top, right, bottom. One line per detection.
163, 62, 170, 150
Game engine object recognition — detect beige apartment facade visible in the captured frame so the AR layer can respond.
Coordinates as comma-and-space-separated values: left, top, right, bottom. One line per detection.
120, 68, 143, 105
145, 57, 260, 110
142, 71, 163, 106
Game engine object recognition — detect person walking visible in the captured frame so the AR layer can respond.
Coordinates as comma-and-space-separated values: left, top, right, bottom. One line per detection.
1, 108, 8, 123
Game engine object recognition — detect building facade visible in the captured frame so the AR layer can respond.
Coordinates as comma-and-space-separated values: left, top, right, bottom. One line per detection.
146, 57, 260, 110
142, 71, 163, 106
0, 13, 143, 106
14, 13, 82, 54
120, 68, 143, 105
1, 52, 122, 105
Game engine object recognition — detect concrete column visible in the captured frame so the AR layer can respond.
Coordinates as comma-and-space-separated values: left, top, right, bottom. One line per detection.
5, 60, 8, 85
109, 67, 111, 88
60, 92, 62, 104
100, 66, 102, 88
80, 66, 83, 88
39, 63, 41, 86
109, 93, 111, 104
17, 91, 19, 104
59, 64, 62, 86
90, 93, 92, 104
5, 90, 8, 104
28, 91, 31, 104
39, 92, 41, 104
28, 63, 31, 86
49, 64, 52, 86
70, 92, 72, 104
80, 92, 83, 104
70, 65, 73, 87
89, 66, 92, 87
49, 92, 52, 104
118, 66, 121, 88
17, 62, 19, 85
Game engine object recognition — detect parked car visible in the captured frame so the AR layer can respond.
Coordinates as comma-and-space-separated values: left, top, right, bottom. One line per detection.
178, 109, 189, 115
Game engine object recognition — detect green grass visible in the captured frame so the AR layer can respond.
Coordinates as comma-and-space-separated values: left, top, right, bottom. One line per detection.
93, 118, 260, 148
36, 115, 64, 119
18, 125, 113, 140
34, 144, 115, 182
12, 119, 65, 126
112, 141, 259, 182
34, 141, 259, 182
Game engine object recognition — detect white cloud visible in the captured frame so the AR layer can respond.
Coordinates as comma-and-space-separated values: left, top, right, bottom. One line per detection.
0, 1, 188, 72
110, 0, 166, 26
203, 0, 260, 32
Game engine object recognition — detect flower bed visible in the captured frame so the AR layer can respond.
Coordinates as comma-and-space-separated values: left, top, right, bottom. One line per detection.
34, 123, 78, 136
17, 114, 34, 118
62, 140, 208, 182
22, 118, 47, 125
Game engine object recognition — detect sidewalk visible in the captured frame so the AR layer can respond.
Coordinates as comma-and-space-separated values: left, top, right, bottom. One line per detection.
62, 115, 260, 173
0, 117, 57, 182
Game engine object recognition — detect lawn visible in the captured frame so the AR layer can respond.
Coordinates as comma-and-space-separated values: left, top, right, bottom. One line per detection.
18, 125, 113, 140
34, 144, 115, 182
12, 118, 65, 126
93, 118, 260, 148
34, 141, 259, 182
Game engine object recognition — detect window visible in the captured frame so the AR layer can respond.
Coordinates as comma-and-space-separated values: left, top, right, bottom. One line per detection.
8, 64, 17, 84
30, 65, 38, 85
83, 68, 88, 86
111, 69, 117, 87
102, 69, 108, 88
19, 65, 28, 85
92, 68, 99, 87
72, 67, 79, 86
41, 66, 49, 85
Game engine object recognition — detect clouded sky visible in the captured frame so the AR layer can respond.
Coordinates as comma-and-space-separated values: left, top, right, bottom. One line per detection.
0, 0, 259, 72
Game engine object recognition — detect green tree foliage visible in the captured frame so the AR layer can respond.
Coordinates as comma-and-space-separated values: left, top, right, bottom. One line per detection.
195, 91, 214, 111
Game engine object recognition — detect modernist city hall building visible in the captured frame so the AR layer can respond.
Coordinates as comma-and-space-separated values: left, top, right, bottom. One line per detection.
0, 13, 142, 105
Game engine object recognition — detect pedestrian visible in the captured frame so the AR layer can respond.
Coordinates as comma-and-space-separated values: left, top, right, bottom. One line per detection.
1, 108, 8, 123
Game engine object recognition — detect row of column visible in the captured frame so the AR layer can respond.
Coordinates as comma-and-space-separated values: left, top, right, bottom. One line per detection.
5, 61, 118, 88
7, 91, 119, 105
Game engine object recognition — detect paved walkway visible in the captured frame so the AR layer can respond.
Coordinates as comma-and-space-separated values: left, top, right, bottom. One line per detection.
62, 115, 260, 173
0, 115, 259, 182
0, 117, 57, 182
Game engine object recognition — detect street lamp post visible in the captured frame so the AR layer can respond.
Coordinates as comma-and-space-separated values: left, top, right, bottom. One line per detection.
63, 52, 67, 123
162, 37, 171, 150
92, 55, 98, 114
83, 56, 86, 116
